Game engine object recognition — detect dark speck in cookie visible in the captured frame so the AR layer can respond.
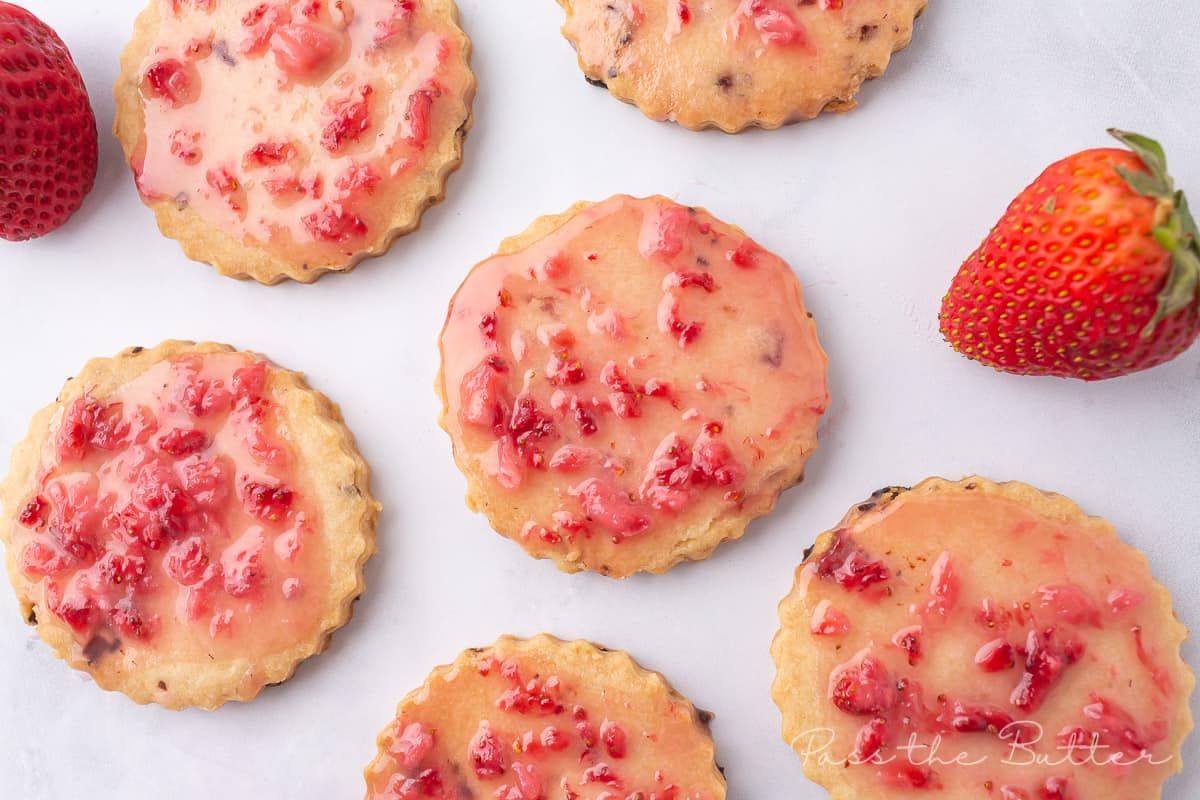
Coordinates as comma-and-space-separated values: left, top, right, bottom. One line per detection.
83, 631, 121, 665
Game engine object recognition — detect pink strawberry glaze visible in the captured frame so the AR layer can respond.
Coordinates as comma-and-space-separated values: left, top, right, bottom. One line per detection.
439, 196, 827, 574
132, 0, 471, 265
788, 488, 1190, 797
365, 647, 720, 800
8, 353, 327, 664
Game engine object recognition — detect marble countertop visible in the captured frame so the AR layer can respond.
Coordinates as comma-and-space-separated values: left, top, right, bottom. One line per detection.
1, 1, 1197, 797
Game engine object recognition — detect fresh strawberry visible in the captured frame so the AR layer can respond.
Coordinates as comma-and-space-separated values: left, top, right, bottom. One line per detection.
940, 130, 1200, 380
0, 2, 97, 241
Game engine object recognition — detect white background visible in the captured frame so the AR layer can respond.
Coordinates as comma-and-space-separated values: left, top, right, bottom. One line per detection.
1, 1, 1198, 797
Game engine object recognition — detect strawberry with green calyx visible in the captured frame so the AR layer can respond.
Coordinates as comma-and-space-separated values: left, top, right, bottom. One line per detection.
939, 129, 1200, 380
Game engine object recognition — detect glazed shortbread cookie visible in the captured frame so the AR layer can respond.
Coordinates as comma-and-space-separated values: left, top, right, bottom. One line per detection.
0, 342, 378, 709
771, 477, 1194, 800
437, 195, 828, 578
114, 0, 474, 284
364, 635, 726, 800
556, 0, 927, 132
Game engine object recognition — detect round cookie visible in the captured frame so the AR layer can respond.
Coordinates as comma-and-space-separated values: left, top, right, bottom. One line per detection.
364, 634, 727, 800
555, 0, 928, 132
771, 477, 1194, 800
114, 0, 475, 284
437, 194, 829, 578
0, 341, 378, 709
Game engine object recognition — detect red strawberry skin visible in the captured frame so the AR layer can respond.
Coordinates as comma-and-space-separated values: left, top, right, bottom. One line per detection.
940, 142, 1200, 380
0, 2, 98, 241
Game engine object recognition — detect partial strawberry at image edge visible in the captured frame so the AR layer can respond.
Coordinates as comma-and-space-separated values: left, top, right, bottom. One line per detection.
0, 1, 98, 242
939, 129, 1200, 381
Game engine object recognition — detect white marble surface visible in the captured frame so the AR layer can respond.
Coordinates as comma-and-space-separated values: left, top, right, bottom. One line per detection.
1, 1, 1198, 797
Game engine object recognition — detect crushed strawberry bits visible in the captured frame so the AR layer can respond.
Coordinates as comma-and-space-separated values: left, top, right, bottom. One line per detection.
773, 479, 1192, 798
7, 352, 323, 656
440, 195, 828, 576
364, 637, 726, 800
121, 0, 473, 275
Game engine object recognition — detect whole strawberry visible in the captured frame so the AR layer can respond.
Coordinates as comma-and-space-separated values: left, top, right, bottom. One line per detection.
940, 130, 1200, 380
0, 2, 97, 241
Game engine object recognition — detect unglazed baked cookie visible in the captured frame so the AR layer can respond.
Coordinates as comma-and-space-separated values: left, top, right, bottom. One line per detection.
556, 0, 927, 132
113, 0, 474, 284
0, 342, 378, 709
771, 477, 1194, 800
437, 195, 828, 578
364, 634, 726, 800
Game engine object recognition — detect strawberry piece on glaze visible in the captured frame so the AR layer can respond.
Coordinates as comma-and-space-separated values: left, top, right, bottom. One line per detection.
813, 531, 889, 592
639, 433, 694, 512
390, 722, 435, 771
334, 163, 382, 198
600, 720, 627, 759
921, 551, 959, 620
638, 203, 690, 259
302, 205, 368, 242
243, 141, 297, 170
375, 0, 418, 46
18, 496, 49, 530
321, 85, 373, 153
56, 399, 130, 461
157, 428, 210, 457
810, 600, 851, 637
1036, 584, 1102, 627
1107, 587, 1145, 614
571, 479, 650, 539
691, 424, 743, 486
469, 723, 507, 778
240, 3, 292, 55
242, 481, 294, 522
974, 638, 1016, 672
19, 541, 70, 577
1039, 777, 1073, 800
1059, 694, 1167, 759
852, 717, 889, 763
829, 653, 896, 716
737, 0, 808, 46
1010, 628, 1084, 712
891, 625, 922, 665
164, 536, 210, 585
877, 764, 940, 790
143, 58, 199, 106
269, 23, 342, 79
400, 83, 441, 148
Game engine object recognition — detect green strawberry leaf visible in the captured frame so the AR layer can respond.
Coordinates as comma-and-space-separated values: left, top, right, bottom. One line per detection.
1109, 129, 1168, 180
1108, 130, 1200, 335
1176, 190, 1199, 239
1150, 241, 1200, 333
1117, 166, 1171, 198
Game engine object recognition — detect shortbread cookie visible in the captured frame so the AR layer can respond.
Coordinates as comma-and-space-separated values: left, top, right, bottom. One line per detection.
437, 195, 828, 578
0, 341, 378, 709
364, 634, 726, 800
114, 0, 474, 284
771, 477, 1194, 800
556, 0, 928, 132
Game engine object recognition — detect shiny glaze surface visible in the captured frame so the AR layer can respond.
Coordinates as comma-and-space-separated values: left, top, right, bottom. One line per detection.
440, 195, 827, 575
779, 485, 1193, 798
8, 354, 328, 667
132, 0, 472, 264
